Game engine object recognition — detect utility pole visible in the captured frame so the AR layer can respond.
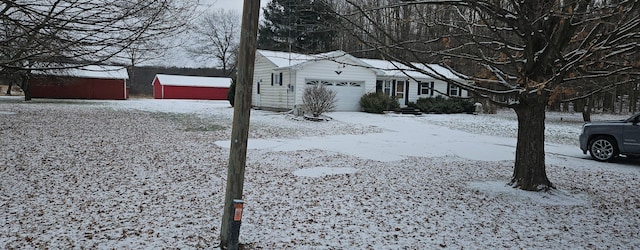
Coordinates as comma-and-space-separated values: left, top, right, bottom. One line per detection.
219, 0, 260, 249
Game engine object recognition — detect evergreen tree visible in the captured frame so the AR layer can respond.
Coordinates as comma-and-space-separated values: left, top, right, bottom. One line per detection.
258, 0, 338, 53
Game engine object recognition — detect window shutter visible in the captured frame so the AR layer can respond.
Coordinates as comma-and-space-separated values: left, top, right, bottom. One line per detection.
430, 82, 434, 96
271, 73, 274, 86
257, 82, 260, 94
447, 84, 450, 96
392, 80, 396, 97
279, 72, 283, 86
459, 87, 462, 97
417, 81, 421, 96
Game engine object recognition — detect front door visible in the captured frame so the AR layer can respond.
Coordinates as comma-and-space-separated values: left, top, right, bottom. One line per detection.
396, 80, 406, 105
395, 81, 409, 106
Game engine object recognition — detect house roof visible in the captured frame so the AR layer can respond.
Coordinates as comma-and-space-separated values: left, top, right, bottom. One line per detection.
360, 58, 464, 80
257, 49, 385, 74
35, 65, 129, 79
154, 74, 231, 88
257, 49, 465, 80
257, 50, 315, 68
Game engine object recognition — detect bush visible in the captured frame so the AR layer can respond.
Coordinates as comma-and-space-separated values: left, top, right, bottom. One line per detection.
360, 92, 400, 114
414, 96, 475, 114
226, 77, 236, 107
302, 84, 337, 117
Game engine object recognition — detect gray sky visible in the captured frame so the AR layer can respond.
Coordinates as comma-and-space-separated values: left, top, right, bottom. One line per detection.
200, 0, 268, 13
145, 0, 269, 68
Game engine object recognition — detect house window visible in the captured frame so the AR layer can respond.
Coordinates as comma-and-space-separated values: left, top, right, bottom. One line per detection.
383, 81, 392, 96
272, 72, 283, 86
449, 84, 460, 96
419, 81, 433, 95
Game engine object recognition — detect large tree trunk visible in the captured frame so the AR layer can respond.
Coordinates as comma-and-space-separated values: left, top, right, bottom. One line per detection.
510, 94, 554, 191
582, 96, 593, 122
19, 77, 31, 101
630, 83, 638, 113
5, 82, 12, 95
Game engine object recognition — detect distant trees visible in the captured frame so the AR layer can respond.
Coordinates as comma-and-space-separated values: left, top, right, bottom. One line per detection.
258, 0, 339, 53
188, 9, 241, 76
0, 0, 197, 100
337, 0, 639, 191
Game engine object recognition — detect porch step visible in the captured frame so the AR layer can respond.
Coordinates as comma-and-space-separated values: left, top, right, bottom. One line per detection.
398, 107, 422, 115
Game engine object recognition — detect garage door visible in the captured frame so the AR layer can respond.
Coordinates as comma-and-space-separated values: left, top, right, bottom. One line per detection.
305, 79, 365, 111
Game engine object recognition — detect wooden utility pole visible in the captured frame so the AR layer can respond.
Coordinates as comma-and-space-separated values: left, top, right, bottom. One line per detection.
219, 0, 260, 249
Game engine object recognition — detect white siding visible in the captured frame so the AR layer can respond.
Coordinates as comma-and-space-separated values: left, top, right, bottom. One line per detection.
252, 53, 296, 110
293, 57, 377, 111
252, 53, 273, 107
253, 51, 377, 112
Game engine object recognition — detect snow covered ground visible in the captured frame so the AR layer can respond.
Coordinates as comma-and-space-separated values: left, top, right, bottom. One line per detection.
1, 96, 639, 249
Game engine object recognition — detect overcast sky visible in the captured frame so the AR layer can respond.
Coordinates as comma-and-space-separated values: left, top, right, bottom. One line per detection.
144, 0, 269, 68
200, 0, 268, 13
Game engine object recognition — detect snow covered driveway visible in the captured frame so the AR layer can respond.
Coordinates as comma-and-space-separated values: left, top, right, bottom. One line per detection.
1, 97, 639, 249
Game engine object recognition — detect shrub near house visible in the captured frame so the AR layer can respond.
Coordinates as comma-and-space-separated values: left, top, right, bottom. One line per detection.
360, 92, 400, 114
409, 96, 475, 114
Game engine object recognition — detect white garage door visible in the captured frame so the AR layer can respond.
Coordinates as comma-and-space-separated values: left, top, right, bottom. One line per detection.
306, 79, 365, 111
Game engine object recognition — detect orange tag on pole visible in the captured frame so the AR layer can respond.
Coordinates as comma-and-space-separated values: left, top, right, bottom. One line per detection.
233, 203, 243, 221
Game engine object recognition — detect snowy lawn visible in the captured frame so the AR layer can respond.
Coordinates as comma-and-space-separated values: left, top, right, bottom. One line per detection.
1, 97, 639, 249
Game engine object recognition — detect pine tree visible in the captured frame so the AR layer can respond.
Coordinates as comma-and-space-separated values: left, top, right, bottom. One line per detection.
258, 0, 338, 53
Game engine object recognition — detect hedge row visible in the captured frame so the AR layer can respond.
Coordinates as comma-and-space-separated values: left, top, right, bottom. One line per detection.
359, 93, 400, 113
409, 96, 475, 114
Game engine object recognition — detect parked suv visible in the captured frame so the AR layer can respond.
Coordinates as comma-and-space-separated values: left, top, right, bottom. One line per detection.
580, 112, 640, 161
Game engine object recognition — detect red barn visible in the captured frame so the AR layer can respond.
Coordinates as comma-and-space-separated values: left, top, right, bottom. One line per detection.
152, 74, 231, 100
30, 66, 129, 100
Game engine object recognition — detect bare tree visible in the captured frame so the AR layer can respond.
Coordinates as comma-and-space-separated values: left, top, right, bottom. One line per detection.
187, 8, 240, 75
0, 0, 197, 100
339, 0, 639, 191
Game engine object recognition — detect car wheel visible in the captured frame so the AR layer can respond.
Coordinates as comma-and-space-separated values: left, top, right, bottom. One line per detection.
589, 136, 619, 162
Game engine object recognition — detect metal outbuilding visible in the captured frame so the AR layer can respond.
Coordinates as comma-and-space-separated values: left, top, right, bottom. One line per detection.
152, 74, 231, 100
30, 65, 129, 100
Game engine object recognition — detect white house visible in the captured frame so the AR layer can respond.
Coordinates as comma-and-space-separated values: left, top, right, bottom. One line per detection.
361, 58, 469, 107
252, 49, 469, 112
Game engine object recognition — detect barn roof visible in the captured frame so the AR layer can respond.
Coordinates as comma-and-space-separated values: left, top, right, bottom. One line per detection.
34, 65, 129, 79
154, 74, 231, 88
